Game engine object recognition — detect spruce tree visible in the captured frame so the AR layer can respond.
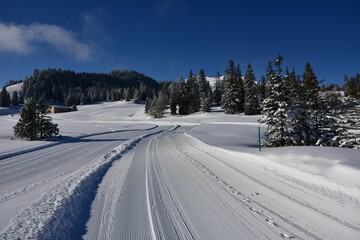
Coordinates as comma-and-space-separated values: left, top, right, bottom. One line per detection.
186, 70, 200, 113
177, 77, 190, 115
169, 81, 178, 115
303, 63, 320, 111
244, 63, 260, 115
198, 69, 211, 112
261, 55, 289, 147
235, 64, 245, 112
13, 100, 59, 140
0, 86, 10, 107
221, 60, 244, 114
12, 91, 19, 106
213, 72, 223, 105
302, 63, 333, 145
344, 74, 360, 99
144, 97, 152, 113
258, 76, 267, 104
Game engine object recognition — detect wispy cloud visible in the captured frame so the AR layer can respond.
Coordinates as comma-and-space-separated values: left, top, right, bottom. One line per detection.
155, 0, 188, 17
0, 22, 93, 61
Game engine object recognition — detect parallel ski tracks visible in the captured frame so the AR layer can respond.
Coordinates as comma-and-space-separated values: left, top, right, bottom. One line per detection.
176, 133, 360, 238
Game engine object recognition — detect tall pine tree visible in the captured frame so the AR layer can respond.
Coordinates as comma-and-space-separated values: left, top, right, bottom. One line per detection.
198, 69, 212, 112
244, 63, 260, 115
0, 86, 10, 107
186, 70, 200, 113
213, 72, 223, 105
261, 55, 290, 146
221, 60, 244, 114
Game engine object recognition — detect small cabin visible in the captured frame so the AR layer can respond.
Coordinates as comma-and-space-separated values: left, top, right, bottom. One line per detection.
48, 105, 74, 114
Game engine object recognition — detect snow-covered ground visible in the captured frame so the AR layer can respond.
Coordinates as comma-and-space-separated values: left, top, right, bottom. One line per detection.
0, 101, 359, 239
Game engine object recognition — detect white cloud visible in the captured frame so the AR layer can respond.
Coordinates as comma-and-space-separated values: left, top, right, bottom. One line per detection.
0, 22, 92, 61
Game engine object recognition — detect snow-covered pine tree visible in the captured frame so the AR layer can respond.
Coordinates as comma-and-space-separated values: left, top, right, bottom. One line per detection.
186, 70, 200, 113
144, 97, 152, 113
244, 63, 260, 115
260, 55, 291, 147
13, 100, 59, 140
198, 69, 212, 112
221, 60, 244, 114
149, 89, 167, 118
281, 67, 312, 145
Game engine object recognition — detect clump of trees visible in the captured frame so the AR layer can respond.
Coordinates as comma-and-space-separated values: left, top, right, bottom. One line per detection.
260, 55, 342, 147
344, 74, 360, 99
13, 100, 59, 140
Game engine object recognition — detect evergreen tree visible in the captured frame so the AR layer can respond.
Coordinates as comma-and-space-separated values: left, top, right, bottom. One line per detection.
12, 91, 19, 106
198, 69, 211, 112
144, 97, 152, 114
344, 73, 360, 99
260, 55, 289, 147
169, 81, 179, 115
13, 100, 59, 140
186, 70, 200, 113
213, 72, 223, 105
265, 61, 275, 98
0, 86, 10, 107
18, 91, 24, 104
258, 76, 267, 104
244, 63, 260, 115
148, 90, 167, 118
303, 63, 321, 111
235, 64, 245, 112
177, 77, 190, 115
221, 60, 244, 114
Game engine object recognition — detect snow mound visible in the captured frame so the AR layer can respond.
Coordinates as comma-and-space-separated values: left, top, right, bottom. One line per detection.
1, 137, 142, 239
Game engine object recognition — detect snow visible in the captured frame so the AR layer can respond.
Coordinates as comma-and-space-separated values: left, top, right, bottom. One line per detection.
0, 100, 359, 239
5, 82, 23, 97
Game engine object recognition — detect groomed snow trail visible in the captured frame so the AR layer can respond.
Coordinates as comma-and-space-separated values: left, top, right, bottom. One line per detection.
0, 125, 160, 239
84, 128, 360, 239
1, 123, 359, 239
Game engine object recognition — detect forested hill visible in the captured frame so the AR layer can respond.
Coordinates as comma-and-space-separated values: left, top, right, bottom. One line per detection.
22, 68, 159, 106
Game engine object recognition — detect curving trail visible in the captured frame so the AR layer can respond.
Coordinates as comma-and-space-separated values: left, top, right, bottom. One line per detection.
1, 124, 359, 239
83, 128, 360, 240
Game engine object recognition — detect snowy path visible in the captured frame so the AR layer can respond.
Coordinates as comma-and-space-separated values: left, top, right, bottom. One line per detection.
83, 128, 360, 240
0, 125, 160, 237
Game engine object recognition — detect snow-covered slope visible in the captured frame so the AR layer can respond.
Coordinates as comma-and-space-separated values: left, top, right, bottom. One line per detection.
0, 101, 359, 239
206, 76, 224, 89
5, 82, 23, 97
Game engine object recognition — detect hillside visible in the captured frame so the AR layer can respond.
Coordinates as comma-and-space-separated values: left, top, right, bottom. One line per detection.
20, 69, 159, 105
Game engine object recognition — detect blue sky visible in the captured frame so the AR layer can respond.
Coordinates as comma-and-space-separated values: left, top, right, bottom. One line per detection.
0, 0, 359, 87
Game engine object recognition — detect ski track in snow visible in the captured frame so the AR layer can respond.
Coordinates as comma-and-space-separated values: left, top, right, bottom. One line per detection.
0, 124, 167, 239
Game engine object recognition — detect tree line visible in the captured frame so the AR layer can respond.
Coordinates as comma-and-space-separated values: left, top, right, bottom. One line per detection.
21, 68, 159, 106
145, 55, 360, 149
